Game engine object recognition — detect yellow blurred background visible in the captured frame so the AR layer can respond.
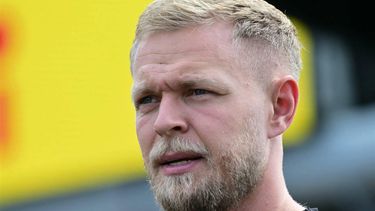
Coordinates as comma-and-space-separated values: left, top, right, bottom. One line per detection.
0, 0, 151, 205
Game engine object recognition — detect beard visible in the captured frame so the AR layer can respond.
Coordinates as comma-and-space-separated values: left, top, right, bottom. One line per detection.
145, 118, 268, 211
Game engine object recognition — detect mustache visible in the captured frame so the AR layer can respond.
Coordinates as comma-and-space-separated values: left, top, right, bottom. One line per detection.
149, 137, 209, 165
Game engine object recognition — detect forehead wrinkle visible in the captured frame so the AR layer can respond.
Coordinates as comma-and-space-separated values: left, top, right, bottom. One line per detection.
134, 49, 218, 72
137, 48, 211, 59
136, 51, 221, 79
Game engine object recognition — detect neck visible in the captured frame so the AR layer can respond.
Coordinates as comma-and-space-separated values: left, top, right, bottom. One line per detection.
232, 137, 305, 211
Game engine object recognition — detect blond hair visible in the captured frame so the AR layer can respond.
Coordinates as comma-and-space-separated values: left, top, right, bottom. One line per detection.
130, 0, 301, 79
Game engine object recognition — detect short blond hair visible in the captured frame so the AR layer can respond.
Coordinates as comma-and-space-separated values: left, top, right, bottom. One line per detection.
130, 0, 301, 79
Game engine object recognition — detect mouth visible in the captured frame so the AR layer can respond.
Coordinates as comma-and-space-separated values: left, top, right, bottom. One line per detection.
156, 152, 205, 175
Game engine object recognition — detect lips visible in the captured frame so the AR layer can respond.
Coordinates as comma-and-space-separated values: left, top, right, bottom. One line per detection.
156, 152, 205, 175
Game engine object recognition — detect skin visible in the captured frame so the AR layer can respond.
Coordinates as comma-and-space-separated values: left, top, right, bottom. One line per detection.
132, 22, 304, 211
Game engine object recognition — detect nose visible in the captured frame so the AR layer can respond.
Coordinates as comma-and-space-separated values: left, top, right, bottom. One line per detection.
153, 96, 188, 137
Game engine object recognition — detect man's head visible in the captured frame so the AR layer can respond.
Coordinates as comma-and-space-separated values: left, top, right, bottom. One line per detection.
131, 0, 301, 80
130, 1, 301, 210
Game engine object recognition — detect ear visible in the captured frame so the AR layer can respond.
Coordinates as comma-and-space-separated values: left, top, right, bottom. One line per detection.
267, 76, 299, 139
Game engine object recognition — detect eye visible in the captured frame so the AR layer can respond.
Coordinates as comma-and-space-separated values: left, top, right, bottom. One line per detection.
138, 96, 153, 104
192, 89, 209, 96
139, 96, 155, 104
135, 95, 159, 110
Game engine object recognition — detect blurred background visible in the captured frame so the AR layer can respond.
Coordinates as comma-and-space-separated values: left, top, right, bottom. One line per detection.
0, 0, 374, 211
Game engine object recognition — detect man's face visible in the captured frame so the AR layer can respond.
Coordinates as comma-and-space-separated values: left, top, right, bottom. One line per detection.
132, 23, 271, 211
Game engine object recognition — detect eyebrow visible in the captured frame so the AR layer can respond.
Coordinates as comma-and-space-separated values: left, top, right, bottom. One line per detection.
179, 77, 227, 91
132, 76, 229, 102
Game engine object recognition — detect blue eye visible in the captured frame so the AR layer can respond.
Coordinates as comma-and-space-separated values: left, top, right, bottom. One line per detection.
193, 89, 208, 95
135, 95, 159, 112
138, 96, 155, 105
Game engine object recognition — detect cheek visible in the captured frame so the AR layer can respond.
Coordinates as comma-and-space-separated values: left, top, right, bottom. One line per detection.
193, 105, 245, 132
191, 103, 266, 152
136, 115, 156, 159
190, 107, 243, 150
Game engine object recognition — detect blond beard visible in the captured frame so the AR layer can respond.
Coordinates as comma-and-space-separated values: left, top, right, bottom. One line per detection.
145, 119, 268, 211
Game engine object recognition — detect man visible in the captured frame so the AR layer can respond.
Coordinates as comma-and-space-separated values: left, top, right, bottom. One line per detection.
130, 0, 317, 210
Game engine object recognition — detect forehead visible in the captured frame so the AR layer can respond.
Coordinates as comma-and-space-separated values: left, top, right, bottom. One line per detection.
133, 22, 236, 75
